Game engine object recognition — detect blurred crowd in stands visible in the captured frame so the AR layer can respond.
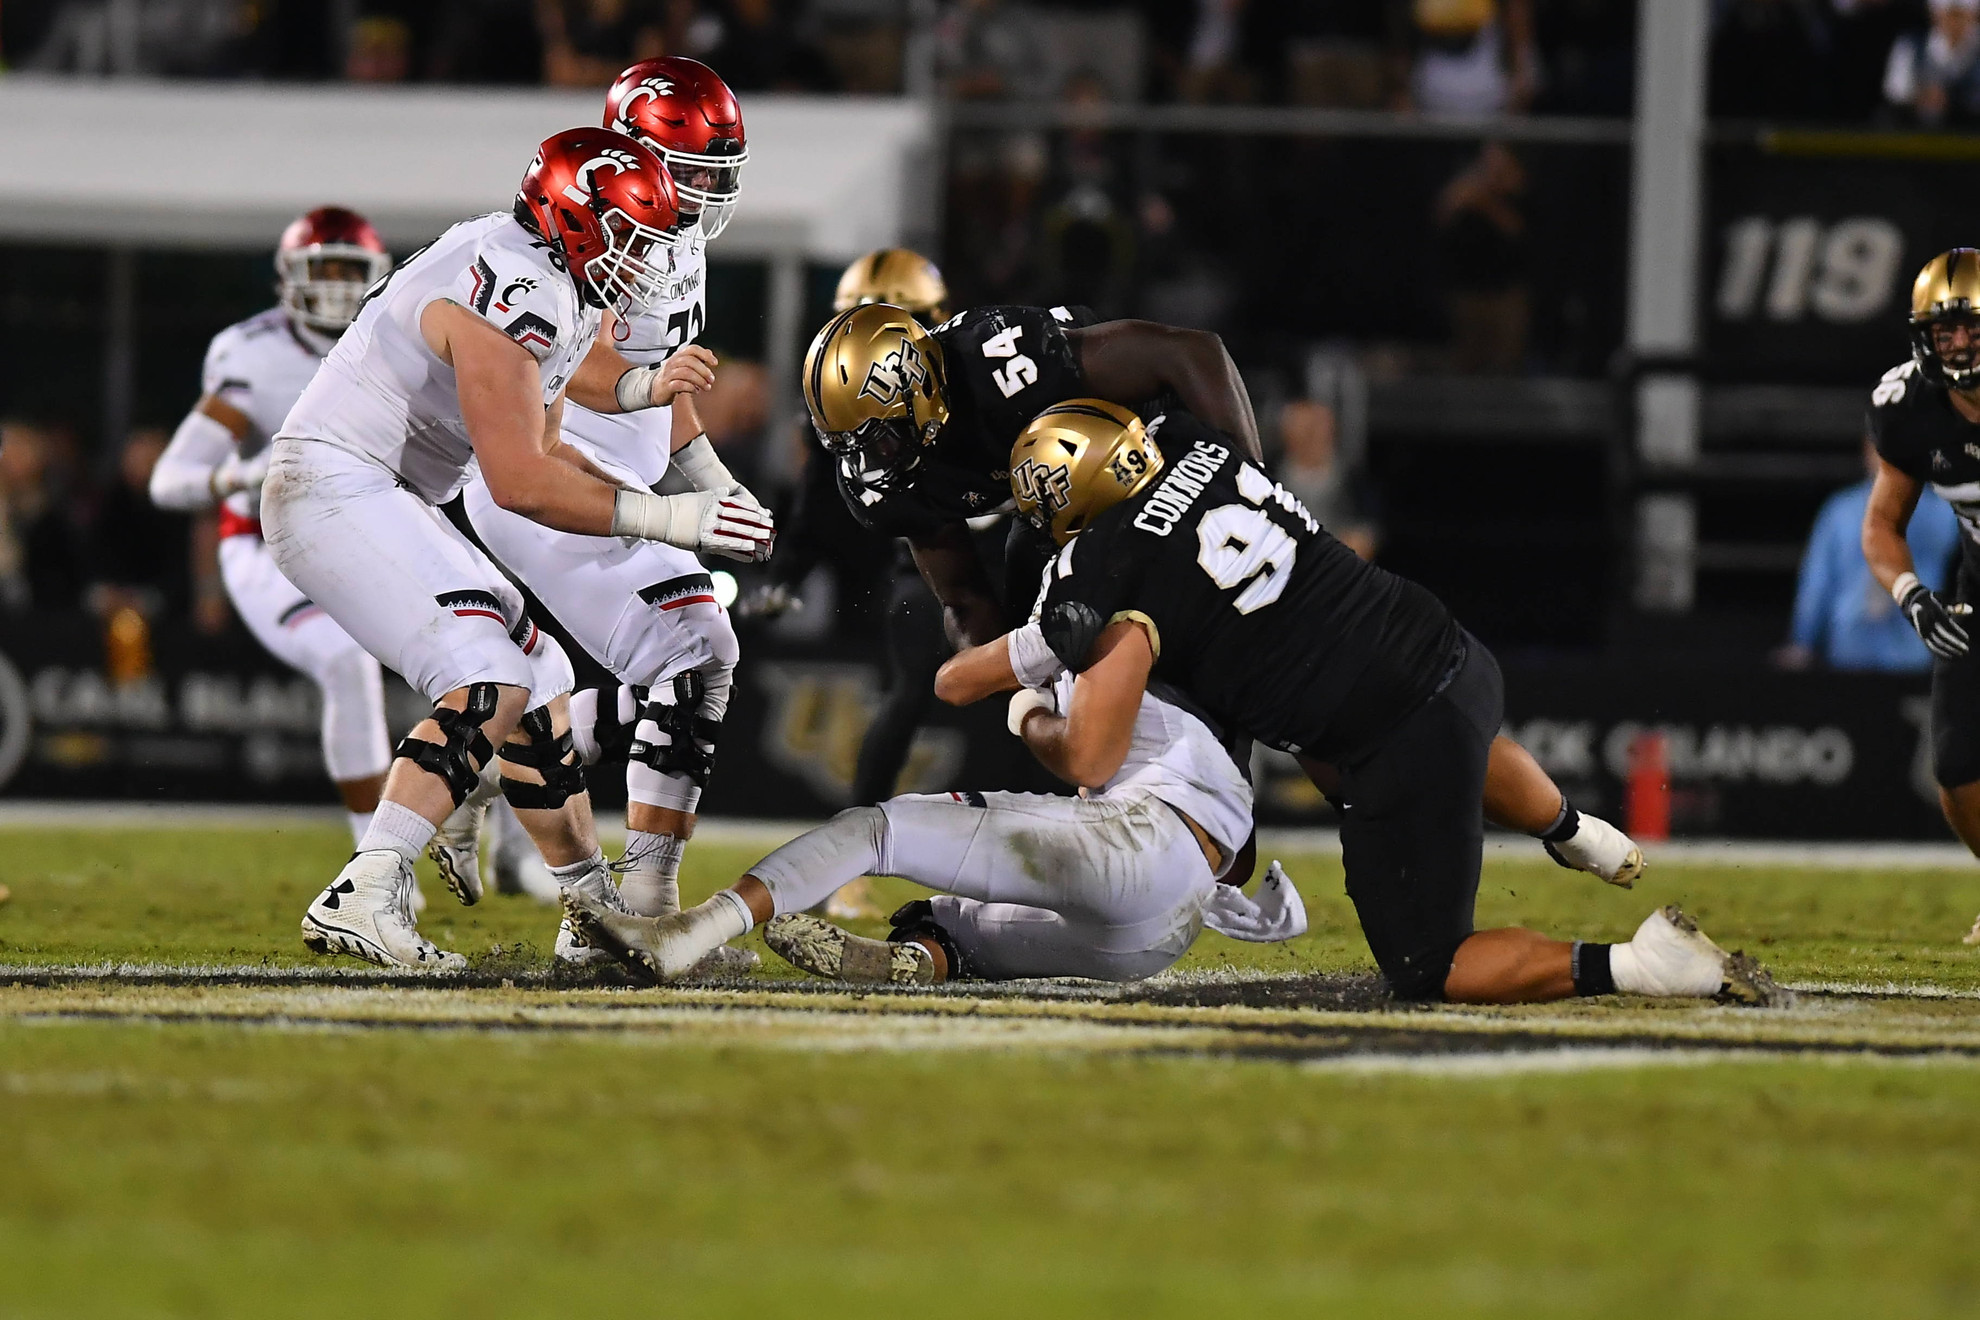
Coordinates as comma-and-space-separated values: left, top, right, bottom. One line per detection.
5, 1, 1980, 128
3, 0, 1972, 656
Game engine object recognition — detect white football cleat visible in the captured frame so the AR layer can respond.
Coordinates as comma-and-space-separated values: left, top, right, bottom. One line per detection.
301, 850, 466, 972
1617, 905, 1786, 1006
553, 860, 637, 967
559, 891, 732, 983
426, 789, 494, 906
1545, 812, 1645, 888
1963, 911, 1980, 946
488, 800, 559, 903
764, 913, 938, 985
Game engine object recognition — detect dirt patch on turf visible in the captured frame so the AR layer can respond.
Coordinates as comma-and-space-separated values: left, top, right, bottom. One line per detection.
1119, 971, 1393, 1012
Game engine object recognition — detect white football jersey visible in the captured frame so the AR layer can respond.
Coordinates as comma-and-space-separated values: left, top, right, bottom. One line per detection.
278, 212, 601, 505
556, 237, 708, 489
201, 307, 325, 521
1054, 672, 1254, 864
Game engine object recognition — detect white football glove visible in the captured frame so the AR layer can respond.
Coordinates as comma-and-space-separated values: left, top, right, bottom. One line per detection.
212, 450, 270, 498
1201, 861, 1309, 943
612, 489, 775, 563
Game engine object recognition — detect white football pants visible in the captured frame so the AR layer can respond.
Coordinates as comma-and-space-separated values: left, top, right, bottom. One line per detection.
462, 476, 737, 814
750, 789, 1218, 981
218, 533, 389, 783
260, 439, 573, 710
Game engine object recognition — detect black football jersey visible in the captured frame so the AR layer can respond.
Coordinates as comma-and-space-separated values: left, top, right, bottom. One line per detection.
838, 304, 1095, 538
1034, 413, 1460, 761
1868, 358, 1980, 588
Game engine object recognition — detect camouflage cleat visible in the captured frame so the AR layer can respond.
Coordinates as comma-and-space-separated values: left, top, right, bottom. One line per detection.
763, 913, 938, 986
1719, 947, 1793, 1009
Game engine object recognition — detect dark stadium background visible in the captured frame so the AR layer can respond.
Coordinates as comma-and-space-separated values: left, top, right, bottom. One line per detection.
0, 0, 1965, 836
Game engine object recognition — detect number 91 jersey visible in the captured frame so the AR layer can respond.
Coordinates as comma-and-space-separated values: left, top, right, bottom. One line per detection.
1035, 413, 1460, 762
558, 239, 709, 490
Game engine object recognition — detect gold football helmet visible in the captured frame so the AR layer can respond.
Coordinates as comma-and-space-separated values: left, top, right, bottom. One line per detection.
1009, 399, 1165, 544
833, 248, 950, 324
1911, 248, 1980, 387
803, 303, 951, 489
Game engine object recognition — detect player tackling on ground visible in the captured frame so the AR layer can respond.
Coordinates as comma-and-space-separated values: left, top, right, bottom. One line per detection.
568, 401, 1780, 1003
263, 127, 769, 970
150, 207, 395, 851
439, 60, 774, 962
1860, 248, 1980, 945
804, 303, 1645, 888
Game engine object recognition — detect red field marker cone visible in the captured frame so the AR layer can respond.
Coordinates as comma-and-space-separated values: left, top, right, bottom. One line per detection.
1626, 729, 1671, 842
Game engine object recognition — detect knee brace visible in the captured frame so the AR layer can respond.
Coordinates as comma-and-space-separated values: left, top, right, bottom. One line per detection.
393, 682, 500, 807
628, 672, 724, 789
888, 899, 972, 980
497, 704, 587, 810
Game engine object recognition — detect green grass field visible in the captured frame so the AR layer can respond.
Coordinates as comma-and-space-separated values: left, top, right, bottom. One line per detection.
3, 821, 1980, 1318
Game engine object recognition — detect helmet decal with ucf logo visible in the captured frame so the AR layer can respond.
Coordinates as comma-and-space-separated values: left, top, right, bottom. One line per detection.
1011, 456, 1073, 521
859, 341, 930, 406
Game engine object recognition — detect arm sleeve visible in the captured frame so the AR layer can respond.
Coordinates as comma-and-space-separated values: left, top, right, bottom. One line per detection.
152, 336, 244, 511
149, 408, 238, 511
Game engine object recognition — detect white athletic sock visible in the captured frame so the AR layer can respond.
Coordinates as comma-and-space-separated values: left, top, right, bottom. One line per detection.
691, 889, 755, 942
358, 801, 436, 865
549, 851, 606, 885
619, 830, 685, 915
346, 810, 375, 849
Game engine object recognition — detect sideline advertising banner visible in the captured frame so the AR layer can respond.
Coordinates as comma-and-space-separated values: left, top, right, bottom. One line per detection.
0, 616, 1944, 839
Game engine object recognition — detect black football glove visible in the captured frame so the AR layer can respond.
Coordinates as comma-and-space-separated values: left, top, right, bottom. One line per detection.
1901, 581, 1971, 660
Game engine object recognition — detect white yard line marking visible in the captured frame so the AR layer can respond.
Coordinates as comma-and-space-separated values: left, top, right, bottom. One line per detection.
3, 801, 1978, 870
1301, 1047, 1980, 1077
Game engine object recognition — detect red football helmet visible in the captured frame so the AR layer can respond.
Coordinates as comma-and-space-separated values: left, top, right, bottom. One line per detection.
515, 127, 686, 317
276, 206, 391, 334
604, 57, 747, 240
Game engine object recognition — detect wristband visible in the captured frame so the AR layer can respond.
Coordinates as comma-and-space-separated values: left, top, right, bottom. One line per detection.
611, 488, 692, 543
671, 434, 737, 493
1007, 688, 1056, 738
1893, 571, 1923, 606
1006, 621, 1064, 688
615, 364, 660, 413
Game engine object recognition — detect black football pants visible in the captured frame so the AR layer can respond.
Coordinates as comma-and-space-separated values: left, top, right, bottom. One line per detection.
1336, 632, 1500, 1001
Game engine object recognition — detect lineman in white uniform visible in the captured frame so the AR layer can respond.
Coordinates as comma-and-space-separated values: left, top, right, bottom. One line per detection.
564, 662, 1308, 983
149, 207, 394, 848
450, 59, 761, 959
263, 127, 773, 971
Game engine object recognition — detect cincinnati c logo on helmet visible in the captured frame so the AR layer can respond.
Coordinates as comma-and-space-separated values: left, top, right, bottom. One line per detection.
614, 77, 679, 132
1011, 456, 1074, 519
562, 148, 644, 207
859, 342, 930, 405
